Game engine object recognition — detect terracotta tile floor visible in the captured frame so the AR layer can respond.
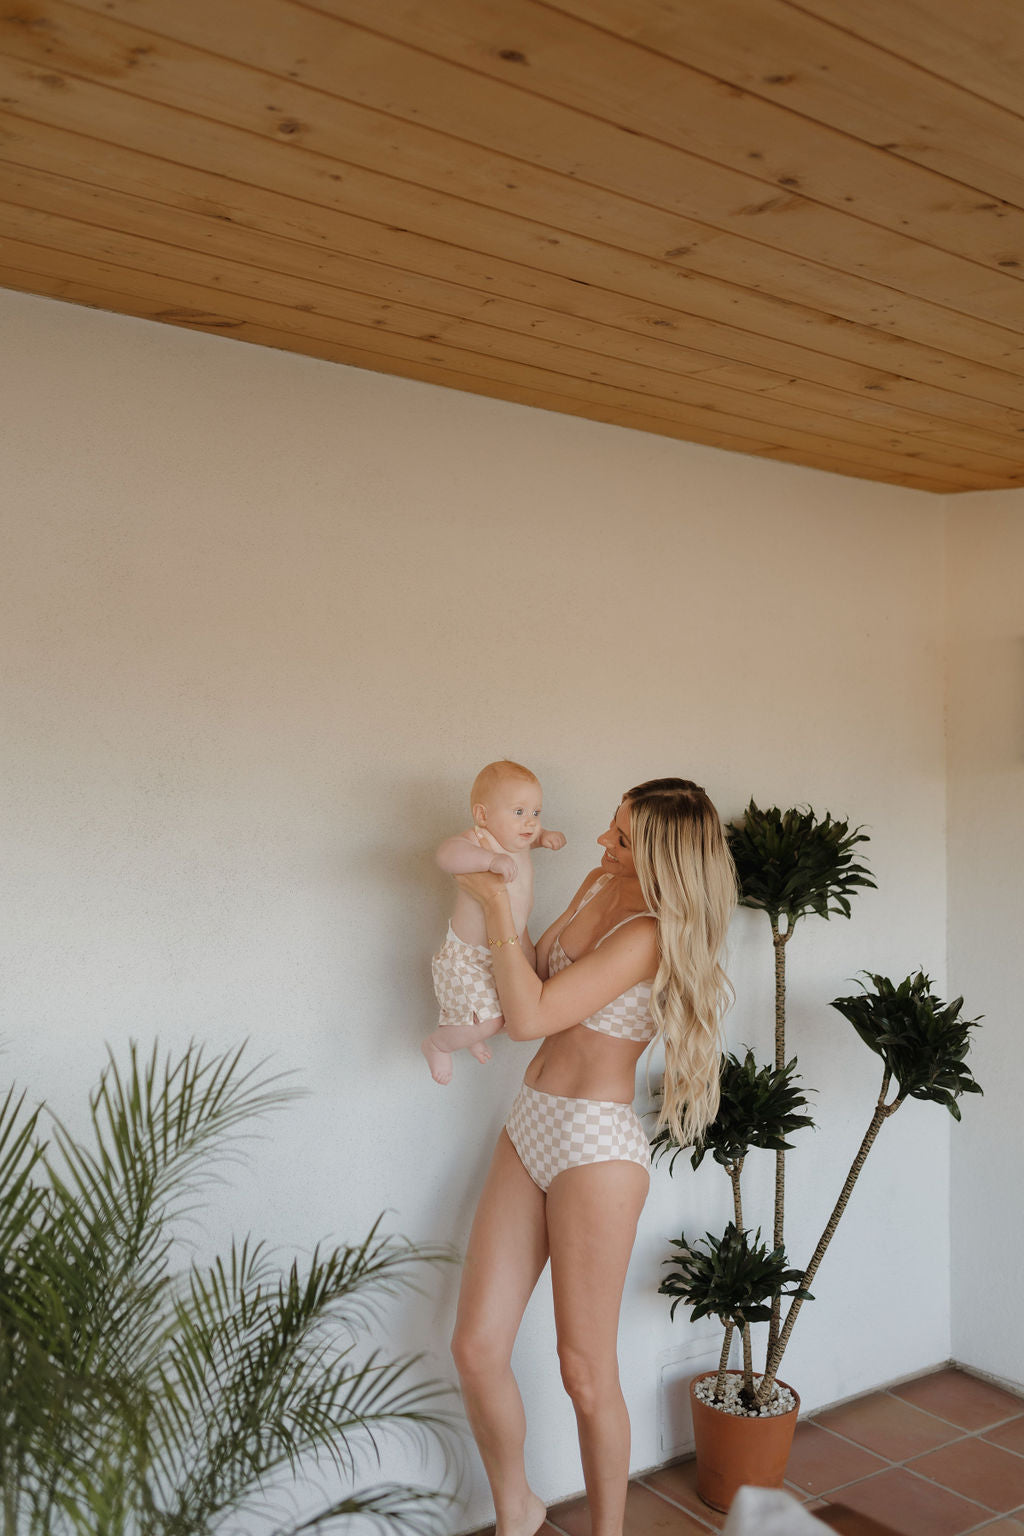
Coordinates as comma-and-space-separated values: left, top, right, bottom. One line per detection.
468, 1367, 1024, 1536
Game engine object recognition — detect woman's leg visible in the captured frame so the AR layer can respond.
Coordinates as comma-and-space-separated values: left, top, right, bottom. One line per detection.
451, 1131, 550, 1536
546, 1161, 649, 1536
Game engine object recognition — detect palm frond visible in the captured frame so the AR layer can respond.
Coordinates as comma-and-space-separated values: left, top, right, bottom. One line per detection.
286, 1482, 452, 1536
154, 1235, 456, 1530
0, 1086, 46, 1258
0, 1041, 456, 1535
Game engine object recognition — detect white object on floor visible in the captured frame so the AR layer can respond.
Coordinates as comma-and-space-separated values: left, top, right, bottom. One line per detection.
723, 1485, 832, 1534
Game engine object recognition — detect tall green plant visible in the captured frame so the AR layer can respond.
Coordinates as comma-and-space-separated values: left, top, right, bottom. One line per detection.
658, 801, 983, 1414
726, 803, 875, 1352
660, 972, 982, 1409
0, 1042, 455, 1536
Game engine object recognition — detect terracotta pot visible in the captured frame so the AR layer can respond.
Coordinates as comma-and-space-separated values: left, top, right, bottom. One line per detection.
689, 1370, 800, 1513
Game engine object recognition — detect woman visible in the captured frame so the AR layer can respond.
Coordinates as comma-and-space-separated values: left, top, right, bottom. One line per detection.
451, 778, 737, 1536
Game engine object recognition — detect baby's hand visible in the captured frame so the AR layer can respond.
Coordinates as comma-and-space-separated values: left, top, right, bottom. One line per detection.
489, 853, 518, 882
538, 828, 567, 851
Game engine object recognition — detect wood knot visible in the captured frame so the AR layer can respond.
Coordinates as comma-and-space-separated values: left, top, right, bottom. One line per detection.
8, 11, 52, 29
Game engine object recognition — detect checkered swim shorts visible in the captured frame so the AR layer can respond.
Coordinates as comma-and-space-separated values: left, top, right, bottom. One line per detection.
431, 926, 504, 1029
505, 1082, 652, 1193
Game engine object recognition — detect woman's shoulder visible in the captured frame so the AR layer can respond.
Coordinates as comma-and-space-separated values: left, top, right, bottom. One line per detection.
600, 909, 658, 951
568, 867, 608, 908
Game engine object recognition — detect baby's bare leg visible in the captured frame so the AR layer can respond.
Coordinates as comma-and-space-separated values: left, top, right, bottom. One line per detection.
421, 1016, 505, 1085
467, 1015, 505, 1065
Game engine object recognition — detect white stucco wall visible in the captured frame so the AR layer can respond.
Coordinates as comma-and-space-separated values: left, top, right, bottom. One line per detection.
947, 493, 1024, 1388
2, 287, 954, 1527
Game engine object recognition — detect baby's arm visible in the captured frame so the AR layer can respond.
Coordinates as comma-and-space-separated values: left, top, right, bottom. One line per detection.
436, 834, 516, 882
534, 827, 567, 851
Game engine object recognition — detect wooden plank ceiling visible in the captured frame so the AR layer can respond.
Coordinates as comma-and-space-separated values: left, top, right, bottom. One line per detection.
2, 0, 1024, 492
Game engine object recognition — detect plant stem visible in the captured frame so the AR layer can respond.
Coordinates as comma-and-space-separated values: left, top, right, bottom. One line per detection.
3, 1465, 18, 1535
715, 1325, 734, 1399
758, 1072, 900, 1404
727, 1159, 754, 1389
741, 1321, 754, 1398
729, 1160, 744, 1229
771, 918, 789, 1074
767, 916, 793, 1357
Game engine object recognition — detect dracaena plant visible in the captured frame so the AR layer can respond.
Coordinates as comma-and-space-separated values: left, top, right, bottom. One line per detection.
657, 803, 982, 1415
659, 969, 982, 1410
0, 1042, 456, 1536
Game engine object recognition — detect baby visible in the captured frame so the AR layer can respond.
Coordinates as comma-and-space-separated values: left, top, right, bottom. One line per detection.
422, 760, 566, 1084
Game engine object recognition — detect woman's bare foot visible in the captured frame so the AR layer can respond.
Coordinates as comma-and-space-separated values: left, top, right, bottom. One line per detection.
421, 1036, 453, 1085
470, 1041, 492, 1065
495, 1490, 546, 1536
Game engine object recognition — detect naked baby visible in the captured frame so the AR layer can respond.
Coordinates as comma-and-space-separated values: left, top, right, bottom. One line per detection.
422, 759, 566, 1084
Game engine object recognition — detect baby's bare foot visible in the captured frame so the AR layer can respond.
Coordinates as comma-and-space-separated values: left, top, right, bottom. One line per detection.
420, 1037, 453, 1085
470, 1041, 492, 1065
495, 1491, 546, 1536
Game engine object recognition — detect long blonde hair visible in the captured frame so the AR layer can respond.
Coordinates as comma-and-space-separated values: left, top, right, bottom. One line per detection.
626, 778, 737, 1149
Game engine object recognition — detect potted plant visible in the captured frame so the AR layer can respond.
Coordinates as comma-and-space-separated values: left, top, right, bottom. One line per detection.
655, 803, 982, 1512
0, 1041, 455, 1535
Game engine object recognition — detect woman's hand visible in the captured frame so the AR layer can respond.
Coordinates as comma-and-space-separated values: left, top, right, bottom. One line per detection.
453, 869, 510, 909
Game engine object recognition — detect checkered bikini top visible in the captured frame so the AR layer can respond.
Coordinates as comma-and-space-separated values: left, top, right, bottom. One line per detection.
548, 874, 656, 1044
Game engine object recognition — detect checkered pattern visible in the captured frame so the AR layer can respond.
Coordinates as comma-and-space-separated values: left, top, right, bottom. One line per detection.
506, 1083, 651, 1192
431, 928, 503, 1028
549, 935, 655, 1043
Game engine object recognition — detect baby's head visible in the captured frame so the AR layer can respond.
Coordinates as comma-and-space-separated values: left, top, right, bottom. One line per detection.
471, 760, 543, 853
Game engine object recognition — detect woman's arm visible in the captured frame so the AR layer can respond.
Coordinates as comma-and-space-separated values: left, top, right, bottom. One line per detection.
454, 872, 658, 1042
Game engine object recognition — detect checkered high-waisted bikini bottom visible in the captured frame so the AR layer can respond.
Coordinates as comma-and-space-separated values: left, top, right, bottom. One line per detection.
505, 1082, 651, 1193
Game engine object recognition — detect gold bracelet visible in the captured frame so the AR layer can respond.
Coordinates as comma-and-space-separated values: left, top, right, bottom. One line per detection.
488, 934, 519, 950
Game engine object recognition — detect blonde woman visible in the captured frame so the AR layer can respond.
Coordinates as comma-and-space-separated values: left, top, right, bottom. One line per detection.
451, 778, 737, 1536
